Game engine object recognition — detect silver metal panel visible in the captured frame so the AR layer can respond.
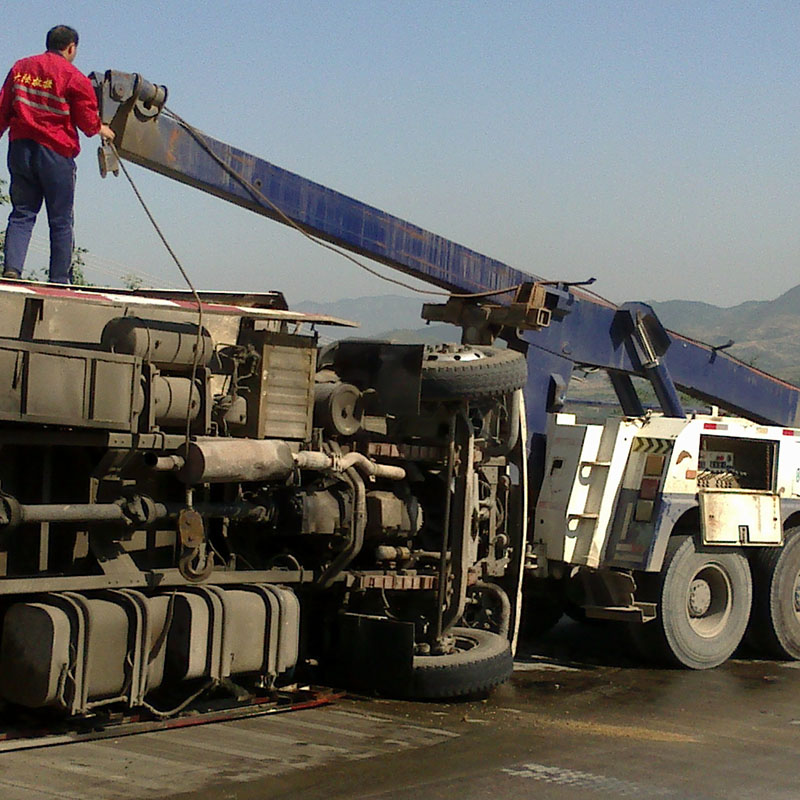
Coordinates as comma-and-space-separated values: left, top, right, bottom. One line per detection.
0, 602, 71, 708
0, 348, 22, 413
0, 338, 140, 430
700, 490, 782, 545
143, 594, 172, 692
260, 344, 315, 439
220, 589, 270, 675
91, 359, 141, 424
238, 330, 316, 441
169, 593, 214, 681
267, 584, 300, 675
82, 598, 130, 699
26, 351, 86, 419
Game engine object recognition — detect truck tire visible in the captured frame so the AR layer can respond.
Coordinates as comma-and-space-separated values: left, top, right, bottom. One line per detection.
421, 344, 527, 402
408, 627, 513, 698
630, 535, 752, 669
748, 527, 800, 659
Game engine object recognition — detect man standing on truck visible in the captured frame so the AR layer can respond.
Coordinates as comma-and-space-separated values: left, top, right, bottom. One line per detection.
0, 25, 115, 284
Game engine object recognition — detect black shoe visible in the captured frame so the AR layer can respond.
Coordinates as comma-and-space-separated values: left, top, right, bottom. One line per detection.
2, 270, 20, 280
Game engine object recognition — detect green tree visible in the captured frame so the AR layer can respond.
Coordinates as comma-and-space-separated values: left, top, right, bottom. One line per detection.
69, 246, 89, 286
122, 272, 143, 290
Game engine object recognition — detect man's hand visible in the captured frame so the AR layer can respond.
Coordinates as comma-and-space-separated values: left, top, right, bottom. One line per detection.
99, 123, 115, 142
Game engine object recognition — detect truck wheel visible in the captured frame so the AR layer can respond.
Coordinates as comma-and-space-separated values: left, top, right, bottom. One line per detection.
421, 344, 527, 402
408, 627, 513, 698
748, 528, 800, 659
630, 535, 752, 669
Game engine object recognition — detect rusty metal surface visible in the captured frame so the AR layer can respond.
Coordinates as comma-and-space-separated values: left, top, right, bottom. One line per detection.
0, 278, 358, 327
0, 337, 141, 431
0, 688, 340, 753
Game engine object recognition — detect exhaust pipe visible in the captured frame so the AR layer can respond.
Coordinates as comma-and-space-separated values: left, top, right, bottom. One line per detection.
149, 439, 405, 485
176, 438, 295, 484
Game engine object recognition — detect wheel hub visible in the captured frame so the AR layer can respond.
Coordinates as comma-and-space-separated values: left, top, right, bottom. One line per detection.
423, 344, 486, 364
688, 578, 712, 617
685, 563, 733, 639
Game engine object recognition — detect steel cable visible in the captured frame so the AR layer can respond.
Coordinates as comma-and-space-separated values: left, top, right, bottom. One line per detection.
108, 142, 204, 465
162, 107, 525, 301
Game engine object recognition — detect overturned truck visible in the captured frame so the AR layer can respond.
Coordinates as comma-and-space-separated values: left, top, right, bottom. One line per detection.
0, 283, 527, 715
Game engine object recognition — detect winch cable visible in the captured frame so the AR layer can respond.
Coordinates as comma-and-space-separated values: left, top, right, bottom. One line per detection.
108, 142, 204, 493
162, 107, 525, 301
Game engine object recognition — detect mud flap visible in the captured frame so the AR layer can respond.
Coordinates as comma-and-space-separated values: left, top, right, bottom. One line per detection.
331, 613, 415, 695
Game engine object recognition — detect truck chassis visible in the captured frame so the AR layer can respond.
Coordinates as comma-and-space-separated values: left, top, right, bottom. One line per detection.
0, 282, 527, 717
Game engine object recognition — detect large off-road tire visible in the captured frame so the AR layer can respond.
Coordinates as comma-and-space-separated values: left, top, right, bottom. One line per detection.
628, 535, 752, 669
420, 344, 527, 402
408, 627, 513, 699
748, 527, 800, 659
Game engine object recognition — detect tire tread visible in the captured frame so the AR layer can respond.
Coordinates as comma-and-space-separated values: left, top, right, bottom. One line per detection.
408, 627, 513, 699
421, 347, 527, 401
748, 527, 800, 659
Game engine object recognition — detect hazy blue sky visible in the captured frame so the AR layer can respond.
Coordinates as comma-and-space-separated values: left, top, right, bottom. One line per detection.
1, 1, 797, 307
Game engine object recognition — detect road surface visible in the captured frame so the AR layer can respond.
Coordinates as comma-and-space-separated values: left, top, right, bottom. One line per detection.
1, 621, 799, 800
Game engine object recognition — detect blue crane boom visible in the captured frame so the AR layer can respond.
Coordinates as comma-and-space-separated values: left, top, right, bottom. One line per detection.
92, 71, 800, 437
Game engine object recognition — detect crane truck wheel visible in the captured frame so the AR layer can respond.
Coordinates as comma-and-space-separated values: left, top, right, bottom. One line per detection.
406, 627, 513, 699
629, 535, 752, 669
747, 527, 800, 660
420, 344, 527, 402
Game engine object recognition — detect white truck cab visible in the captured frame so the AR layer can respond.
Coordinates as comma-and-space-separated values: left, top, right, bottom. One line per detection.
531, 412, 800, 668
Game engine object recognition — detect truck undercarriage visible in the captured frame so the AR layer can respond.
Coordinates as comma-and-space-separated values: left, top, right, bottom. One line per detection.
0, 284, 527, 717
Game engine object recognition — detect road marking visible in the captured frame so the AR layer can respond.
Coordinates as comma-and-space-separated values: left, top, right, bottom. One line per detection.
501, 762, 677, 797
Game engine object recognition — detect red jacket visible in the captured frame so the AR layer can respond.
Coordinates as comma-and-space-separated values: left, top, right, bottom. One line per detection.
0, 51, 101, 159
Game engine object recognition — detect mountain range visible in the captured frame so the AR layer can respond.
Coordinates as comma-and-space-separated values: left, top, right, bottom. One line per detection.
295, 284, 800, 384
650, 285, 800, 384
294, 295, 459, 344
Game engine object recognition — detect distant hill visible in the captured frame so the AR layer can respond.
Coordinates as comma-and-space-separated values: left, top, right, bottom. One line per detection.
294, 295, 461, 344
294, 295, 430, 339
650, 284, 800, 384
296, 286, 800, 384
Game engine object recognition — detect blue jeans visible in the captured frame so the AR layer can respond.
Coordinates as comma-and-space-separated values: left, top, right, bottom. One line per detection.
3, 139, 76, 284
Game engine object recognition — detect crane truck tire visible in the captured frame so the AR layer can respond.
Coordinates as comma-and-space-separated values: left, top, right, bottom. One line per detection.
629, 534, 752, 669
420, 344, 527, 402
406, 627, 513, 699
747, 527, 800, 660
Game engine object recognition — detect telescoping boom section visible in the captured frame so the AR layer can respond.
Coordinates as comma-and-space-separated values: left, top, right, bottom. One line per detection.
92, 70, 800, 436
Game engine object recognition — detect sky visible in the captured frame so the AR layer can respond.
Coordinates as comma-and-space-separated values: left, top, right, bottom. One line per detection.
0, 1, 797, 308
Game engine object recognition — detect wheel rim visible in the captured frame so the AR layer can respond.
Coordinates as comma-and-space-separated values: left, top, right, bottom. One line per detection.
424, 344, 486, 365
439, 631, 482, 655
685, 563, 733, 638
453, 632, 482, 652
793, 570, 800, 621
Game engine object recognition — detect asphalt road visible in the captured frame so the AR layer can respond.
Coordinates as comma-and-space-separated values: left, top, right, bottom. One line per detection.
2, 620, 799, 800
